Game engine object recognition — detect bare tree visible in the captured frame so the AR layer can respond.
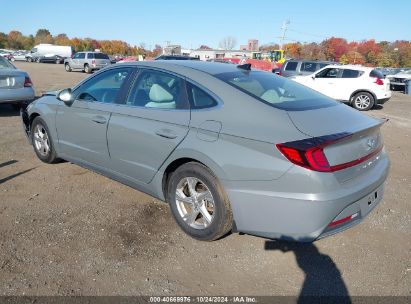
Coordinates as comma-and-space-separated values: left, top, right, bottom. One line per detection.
219, 36, 237, 50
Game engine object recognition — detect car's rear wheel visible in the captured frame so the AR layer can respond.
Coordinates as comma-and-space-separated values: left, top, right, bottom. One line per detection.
36, 58, 41, 63
167, 162, 233, 241
11, 57, 15, 62
352, 92, 374, 111
55, 59, 60, 64
84, 64, 92, 74
27, 57, 32, 62
65, 63, 72, 72
31, 117, 59, 164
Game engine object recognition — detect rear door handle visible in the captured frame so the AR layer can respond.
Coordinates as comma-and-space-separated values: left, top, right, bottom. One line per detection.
91, 115, 107, 124
155, 129, 177, 139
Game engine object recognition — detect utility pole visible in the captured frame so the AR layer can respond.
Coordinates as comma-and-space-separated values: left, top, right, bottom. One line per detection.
279, 20, 290, 49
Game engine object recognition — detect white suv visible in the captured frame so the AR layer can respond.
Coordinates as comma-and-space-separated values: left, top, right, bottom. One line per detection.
291, 65, 391, 111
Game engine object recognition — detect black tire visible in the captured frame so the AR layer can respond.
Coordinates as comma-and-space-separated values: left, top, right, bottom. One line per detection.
36, 58, 41, 63
84, 64, 92, 74
55, 59, 60, 64
65, 63, 72, 72
11, 104, 21, 111
351, 92, 374, 111
31, 117, 59, 164
27, 57, 32, 62
166, 162, 233, 241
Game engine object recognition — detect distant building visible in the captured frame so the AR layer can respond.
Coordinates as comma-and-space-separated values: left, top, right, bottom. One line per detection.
248, 39, 259, 51
190, 49, 253, 61
239, 39, 259, 51
163, 45, 181, 55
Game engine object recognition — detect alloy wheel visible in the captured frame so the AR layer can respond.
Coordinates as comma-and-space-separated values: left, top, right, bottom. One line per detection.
33, 124, 50, 157
354, 95, 371, 109
175, 177, 215, 229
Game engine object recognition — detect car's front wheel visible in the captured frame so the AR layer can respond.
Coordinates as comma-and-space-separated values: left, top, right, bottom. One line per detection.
167, 162, 233, 241
352, 92, 374, 111
31, 117, 59, 164
65, 63, 72, 72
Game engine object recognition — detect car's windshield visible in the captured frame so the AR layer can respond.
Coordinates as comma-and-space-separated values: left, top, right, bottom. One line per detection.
0, 57, 15, 69
401, 70, 411, 75
215, 70, 337, 111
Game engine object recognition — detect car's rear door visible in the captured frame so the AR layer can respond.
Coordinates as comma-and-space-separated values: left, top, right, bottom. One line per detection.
107, 68, 190, 184
335, 69, 363, 101
56, 67, 133, 168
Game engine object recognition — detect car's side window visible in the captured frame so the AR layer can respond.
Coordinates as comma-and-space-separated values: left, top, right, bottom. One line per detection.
74, 68, 132, 104
186, 83, 218, 109
87, 53, 94, 59
342, 69, 362, 78
316, 68, 340, 78
301, 62, 317, 72
126, 69, 188, 109
285, 61, 298, 71
78, 53, 85, 59
73, 53, 79, 59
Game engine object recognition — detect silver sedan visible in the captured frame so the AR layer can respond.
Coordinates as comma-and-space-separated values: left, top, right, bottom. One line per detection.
22, 61, 390, 242
0, 56, 35, 108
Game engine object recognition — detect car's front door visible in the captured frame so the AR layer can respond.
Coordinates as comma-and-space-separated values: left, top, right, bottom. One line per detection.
56, 67, 133, 168
107, 68, 190, 184
312, 67, 341, 99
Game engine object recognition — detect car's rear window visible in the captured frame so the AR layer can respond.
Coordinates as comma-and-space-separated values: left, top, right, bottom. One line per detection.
285, 61, 298, 71
370, 69, 384, 78
0, 56, 15, 69
94, 53, 109, 59
216, 71, 338, 111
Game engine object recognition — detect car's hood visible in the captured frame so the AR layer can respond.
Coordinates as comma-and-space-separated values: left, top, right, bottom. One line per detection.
388, 73, 411, 78
42, 90, 61, 96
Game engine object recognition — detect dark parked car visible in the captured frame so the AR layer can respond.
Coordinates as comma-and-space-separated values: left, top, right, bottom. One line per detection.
280, 59, 335, 77
37, 54, 64, 64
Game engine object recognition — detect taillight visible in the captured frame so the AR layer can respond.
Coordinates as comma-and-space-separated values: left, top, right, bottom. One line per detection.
24, 76, 33, 87
276, 132, 382, 172
374, 78, 384, 85
92, 59, 96, 65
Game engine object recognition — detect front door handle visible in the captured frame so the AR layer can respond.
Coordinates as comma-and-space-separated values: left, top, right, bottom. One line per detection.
155, 129, 177, 139
91, 115, 107, 124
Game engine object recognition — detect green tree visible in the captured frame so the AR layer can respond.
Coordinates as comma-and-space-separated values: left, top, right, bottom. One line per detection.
35, 28, 54, 44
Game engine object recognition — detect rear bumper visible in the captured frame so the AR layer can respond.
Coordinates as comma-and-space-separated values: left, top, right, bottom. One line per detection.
376, 97, 391, 105
224, 151, 390, 242
0, 87, 35, 104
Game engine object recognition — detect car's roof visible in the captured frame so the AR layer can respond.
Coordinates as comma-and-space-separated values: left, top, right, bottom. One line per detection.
118, 60, 244, 76
323, 64, 373, 71
285, 59, 334, 63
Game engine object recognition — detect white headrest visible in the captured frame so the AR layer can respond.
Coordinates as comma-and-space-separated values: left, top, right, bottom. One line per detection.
149, 84, 173, 102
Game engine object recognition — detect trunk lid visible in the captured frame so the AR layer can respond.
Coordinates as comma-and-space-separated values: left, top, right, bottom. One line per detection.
0, 69, 25, 89
287, 104, 386, 182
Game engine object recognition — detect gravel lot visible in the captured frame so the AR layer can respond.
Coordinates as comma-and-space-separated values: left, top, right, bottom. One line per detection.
0, 62, 410, 297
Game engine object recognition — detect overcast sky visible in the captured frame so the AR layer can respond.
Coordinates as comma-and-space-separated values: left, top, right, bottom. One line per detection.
1, 0, 410, 49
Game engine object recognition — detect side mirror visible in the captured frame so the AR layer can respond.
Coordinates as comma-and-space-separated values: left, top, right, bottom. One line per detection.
57, 88, 73, 105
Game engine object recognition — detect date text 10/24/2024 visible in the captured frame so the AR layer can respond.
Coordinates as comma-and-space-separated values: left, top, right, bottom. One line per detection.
149, 296, 257, 303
